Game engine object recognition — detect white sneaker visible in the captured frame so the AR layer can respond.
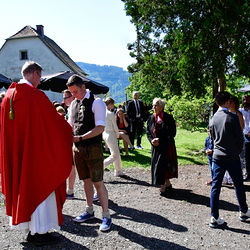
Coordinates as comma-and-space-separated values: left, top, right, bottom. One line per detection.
239, 209, 250, 221
114, 171, 126, 177
93, 192, 98, 202
209, 216, 224, 228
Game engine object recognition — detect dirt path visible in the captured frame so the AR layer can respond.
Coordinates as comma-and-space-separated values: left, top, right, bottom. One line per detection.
0, 165, 250, 249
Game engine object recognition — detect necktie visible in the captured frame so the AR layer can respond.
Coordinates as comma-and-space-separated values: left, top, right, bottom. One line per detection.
136, 101, 140, 116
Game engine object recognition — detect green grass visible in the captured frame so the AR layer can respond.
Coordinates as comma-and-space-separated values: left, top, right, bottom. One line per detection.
103, 127, 208, 170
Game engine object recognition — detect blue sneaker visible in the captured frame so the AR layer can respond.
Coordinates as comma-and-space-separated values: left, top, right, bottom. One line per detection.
66, 193, 74, 200
99, 217, 112, 231
73, 211, 95, 223
93, 192, 99, 201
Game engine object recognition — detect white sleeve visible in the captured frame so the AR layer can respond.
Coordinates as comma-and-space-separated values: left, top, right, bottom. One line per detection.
110, 112, 119, 138
67, 102, 73, 126
92, 98, 106, 127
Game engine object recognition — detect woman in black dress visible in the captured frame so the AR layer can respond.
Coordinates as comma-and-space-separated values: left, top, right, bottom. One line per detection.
146, 98, 178, 196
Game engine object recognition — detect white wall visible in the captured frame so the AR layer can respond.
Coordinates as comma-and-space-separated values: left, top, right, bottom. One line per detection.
0, 37, 76, 102
0, 37, 71, 81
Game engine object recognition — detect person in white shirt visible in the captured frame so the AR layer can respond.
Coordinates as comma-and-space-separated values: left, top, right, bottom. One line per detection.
67, 75, 112, 231
103, 97, 125, 176
239, 94, 250, 181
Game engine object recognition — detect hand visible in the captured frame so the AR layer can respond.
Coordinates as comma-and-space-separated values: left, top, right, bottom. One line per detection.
206, 149, 212, 155
72, 135, 82, 143
151, 138, 159, 146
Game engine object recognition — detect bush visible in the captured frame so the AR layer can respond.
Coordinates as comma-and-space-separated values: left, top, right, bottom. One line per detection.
165, 95, 213, 131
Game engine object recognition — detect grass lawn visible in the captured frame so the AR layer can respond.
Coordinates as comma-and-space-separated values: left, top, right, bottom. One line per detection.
103, 127, 208, 170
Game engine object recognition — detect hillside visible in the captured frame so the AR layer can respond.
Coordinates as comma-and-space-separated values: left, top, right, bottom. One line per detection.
76, 62, 131, 103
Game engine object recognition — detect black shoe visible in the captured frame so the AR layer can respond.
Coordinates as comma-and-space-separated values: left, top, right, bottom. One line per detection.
160, 184, 172, 197
34, 232, 61, 246
26, 232, 36, 242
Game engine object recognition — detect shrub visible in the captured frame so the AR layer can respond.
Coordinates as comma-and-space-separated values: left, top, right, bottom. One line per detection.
165, 95, 213, 131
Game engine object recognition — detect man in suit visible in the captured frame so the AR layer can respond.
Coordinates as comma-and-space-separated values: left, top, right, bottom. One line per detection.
209, 91, 250, 228
127, 91, 145, 149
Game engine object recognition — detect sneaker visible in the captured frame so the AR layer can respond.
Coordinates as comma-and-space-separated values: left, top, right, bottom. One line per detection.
99, 217, 112, 231
93, 192, 99, 201
136, 146, 143, 149
209, 216, 224, 228
73, 211, 95, 223
66, 193, 74, 200
239, 209, 250, 221
115, 171, 126, 177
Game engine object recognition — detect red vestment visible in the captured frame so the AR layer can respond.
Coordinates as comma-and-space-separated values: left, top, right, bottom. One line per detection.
1, 82, 72, 226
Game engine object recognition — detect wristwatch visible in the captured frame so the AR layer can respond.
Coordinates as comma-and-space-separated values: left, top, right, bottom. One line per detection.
79, 136, 83, 141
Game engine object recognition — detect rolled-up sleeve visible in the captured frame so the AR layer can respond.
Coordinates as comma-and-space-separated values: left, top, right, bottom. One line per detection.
92, 98, 106, 126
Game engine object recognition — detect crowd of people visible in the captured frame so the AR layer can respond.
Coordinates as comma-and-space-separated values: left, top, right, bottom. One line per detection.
1, 60, 250, 246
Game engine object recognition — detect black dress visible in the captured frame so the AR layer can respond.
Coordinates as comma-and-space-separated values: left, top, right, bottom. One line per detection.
146, 112, 178, 185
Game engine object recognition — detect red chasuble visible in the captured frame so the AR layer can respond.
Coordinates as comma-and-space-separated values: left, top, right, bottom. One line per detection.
1, 82, 72, 226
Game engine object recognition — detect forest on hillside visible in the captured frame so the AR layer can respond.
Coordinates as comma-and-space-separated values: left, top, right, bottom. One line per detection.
76, 62, 131, 103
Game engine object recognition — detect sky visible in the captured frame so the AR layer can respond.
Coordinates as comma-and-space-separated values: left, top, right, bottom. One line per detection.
0, 0, 136, 70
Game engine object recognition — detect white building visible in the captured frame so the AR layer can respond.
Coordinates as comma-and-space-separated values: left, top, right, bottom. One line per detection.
0, 25, 87, 102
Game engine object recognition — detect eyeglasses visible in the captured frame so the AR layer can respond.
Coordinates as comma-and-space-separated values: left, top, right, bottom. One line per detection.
63, 96, 72, 100
36, 71, 41, 78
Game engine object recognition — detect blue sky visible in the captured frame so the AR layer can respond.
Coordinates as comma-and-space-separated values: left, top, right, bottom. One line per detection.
0, 0, 136, 70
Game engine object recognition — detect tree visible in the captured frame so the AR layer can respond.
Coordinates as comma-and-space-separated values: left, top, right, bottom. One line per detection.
122, 0, 250, 104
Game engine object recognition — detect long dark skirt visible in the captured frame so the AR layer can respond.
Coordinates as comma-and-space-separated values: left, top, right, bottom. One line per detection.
151, 143, 178, 185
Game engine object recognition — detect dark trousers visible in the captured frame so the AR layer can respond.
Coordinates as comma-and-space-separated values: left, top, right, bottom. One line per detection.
129, 118, 143, 147
210, 159, 248, 219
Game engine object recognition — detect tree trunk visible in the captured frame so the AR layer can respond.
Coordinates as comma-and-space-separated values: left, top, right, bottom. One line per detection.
212, 77, 219, 115
218, 72, 226, 92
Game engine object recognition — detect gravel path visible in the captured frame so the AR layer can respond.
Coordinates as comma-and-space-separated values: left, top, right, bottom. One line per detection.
0, 165, 250, 249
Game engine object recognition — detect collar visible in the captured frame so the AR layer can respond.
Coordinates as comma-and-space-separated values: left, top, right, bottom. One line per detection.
79, 89, 90, 103
18, 79, 32, 86
218, 107, 228, 111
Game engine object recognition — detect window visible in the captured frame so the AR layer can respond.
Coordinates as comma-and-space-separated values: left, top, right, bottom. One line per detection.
20, 50, 28, 60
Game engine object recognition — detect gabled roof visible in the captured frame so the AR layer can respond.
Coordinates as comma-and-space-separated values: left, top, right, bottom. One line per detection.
6, 25, 87, 76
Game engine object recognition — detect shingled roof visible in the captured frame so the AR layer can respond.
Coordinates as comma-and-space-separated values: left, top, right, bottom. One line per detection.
6, 25, 87, 76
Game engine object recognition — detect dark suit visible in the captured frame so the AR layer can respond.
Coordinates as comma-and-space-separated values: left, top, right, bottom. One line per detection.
127, 99, 145, 147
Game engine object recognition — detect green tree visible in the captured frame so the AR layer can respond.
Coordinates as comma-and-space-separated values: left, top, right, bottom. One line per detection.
122, 0, 250, 104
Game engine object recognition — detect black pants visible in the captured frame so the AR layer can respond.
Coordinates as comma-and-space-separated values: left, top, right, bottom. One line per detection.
129, 118, 143, 147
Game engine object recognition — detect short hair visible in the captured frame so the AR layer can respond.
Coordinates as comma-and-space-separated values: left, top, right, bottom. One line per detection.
21, 61, 42, 77
104, 97, 115, 106
66, 75, 85, 88
153, 98, 165, 108
242, 94, 250, 102
133, 91, 139, 96
215, 91, 231, 106
62, 89, 72, 96
230, 96, 240, 110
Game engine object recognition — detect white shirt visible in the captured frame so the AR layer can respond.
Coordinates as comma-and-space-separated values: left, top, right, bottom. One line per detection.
68, 89, 106, 127
240, 107, 250, 135
104, 109, 119, 138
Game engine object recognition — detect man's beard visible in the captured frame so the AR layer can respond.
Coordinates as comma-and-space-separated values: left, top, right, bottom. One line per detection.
244, 103, 250, 108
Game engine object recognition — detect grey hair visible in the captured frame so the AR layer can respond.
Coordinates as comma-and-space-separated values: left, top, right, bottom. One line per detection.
153, 98, 165, 108
133, 91, 139, 95
21, 61, 42, 77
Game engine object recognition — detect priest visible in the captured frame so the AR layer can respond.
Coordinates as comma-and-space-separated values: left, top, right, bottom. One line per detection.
1, 61, 72, 246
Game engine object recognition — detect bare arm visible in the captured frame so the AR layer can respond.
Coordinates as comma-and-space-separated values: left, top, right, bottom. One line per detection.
72, 125, 105, 143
